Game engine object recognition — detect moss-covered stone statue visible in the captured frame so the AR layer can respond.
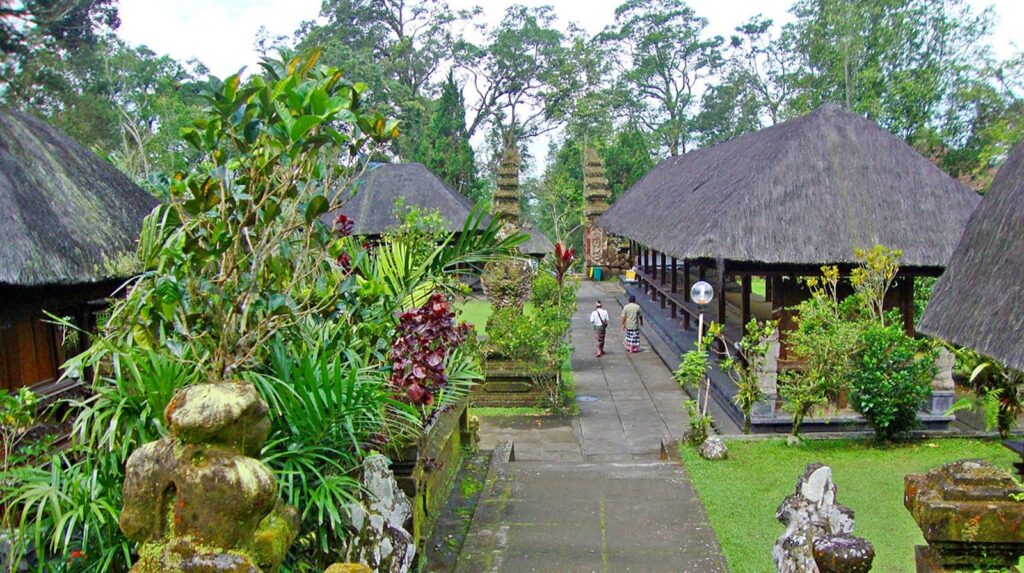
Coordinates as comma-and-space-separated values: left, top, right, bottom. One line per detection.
120, 383, 299, 572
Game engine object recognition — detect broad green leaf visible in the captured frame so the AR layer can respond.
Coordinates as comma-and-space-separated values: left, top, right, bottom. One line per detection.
304, 195, 329, 223
290, 115, 321, 141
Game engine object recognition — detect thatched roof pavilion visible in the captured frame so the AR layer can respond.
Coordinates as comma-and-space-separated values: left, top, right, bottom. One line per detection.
598, 104, 980, 432
919, 141, 1024, 371
600, 104, 978, 271
0, 108, 158, 288
0, 108, 158, 391
520, 224, 554, 258
599, 103, 980, 359
322, 162, 483, 236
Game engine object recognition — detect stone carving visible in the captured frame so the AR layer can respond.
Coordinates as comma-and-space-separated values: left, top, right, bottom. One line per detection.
120, 382, 299, 572
773, 464, 874, 573
698, 435, 728, 460
339, 455, 416, 573
926, 347, 957, 416
325, 565, 373, 573
812, 534, 875, 573
931, 348, 955, 392
905, 459, 1024, 572
481, 258, 534, 311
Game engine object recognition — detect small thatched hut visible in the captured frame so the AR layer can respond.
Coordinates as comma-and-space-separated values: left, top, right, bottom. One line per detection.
600, 103, 979, 346
0, 108, 158, 392
321, 162, 483, 237
919, 141, 1024, 371
519, 224, 554, 260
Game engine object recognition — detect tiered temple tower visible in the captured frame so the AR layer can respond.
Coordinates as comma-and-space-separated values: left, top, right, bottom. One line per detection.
493, 143, 521, 237
583, 147, 629, 275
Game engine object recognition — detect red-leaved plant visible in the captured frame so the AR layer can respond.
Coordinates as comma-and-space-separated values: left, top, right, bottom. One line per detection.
553, 242, 575, 287
390, 293, 470, 406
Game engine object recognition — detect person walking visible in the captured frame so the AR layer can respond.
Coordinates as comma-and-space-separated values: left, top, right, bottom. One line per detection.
621, 295, 643, 353
589, 300, 610, 357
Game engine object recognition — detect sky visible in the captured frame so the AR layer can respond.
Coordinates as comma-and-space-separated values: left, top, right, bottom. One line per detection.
117, 0, 1023, 171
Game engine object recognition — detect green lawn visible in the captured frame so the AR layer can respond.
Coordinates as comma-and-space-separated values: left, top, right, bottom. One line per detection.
455, 299, 536, 335
680, 438, 1018, 573
751, 277, 766, 298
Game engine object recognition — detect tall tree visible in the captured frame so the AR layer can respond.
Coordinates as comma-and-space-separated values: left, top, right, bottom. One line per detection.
454, 4, 568, 142
785, 0, 992, 144
297, 0, 477, 158
416, 72, 481, 201
600, 0, 723, 156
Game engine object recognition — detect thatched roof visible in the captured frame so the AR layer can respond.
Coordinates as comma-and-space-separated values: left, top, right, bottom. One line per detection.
0, 108, 158, 287
322, 162, 483, 236
919, 141, 1024, 371
520, 224, 554, 256
598, 104, 979, 270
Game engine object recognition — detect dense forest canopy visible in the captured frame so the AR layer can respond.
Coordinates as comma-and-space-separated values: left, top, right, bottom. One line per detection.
2, 0, 1022, 253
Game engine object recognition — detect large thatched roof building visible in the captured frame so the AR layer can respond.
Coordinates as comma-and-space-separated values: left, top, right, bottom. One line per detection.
0, 108, 158, 391
597, 104, 981, 431
600, 104, 979, 271
920, 141, 1024, 371
322, 162, 483, 236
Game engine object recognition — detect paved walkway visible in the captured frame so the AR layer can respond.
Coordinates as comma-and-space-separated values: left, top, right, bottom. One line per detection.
457, 282, 727, 572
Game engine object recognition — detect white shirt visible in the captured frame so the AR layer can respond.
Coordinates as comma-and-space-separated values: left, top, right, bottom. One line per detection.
590, 308, 610, 328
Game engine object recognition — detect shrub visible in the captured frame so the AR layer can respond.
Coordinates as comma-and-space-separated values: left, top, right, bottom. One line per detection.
674, 324, 718, 446
779, 371, 828, 438
721, 319, 776, 434
848, 325, 935, 441
949, 351, 1024, 438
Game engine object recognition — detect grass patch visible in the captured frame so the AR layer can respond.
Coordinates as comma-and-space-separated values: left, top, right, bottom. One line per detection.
455, 299, 536, 335
680, 438, 1017, 573
751, 277, 766, 298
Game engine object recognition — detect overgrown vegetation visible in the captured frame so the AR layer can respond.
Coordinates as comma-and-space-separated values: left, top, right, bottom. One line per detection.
0, 51, 521, 571
486, 246, 579, 414
950, 349, 1024, 438
783, 246, 936, 440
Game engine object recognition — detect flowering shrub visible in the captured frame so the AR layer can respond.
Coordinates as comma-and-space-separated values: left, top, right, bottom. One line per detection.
391, 293, 471, 406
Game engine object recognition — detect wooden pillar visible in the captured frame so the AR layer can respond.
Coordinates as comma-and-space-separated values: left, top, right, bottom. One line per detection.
682, 260, 691, 330
660, 252, 667, 286
741, 275, 751, 328
670, 257, 678, 293
900, 275, 915, 336
716, 258, 727, 337
652, 249, 659, 281
644, 247, 651, 274
764, 275, 772, 301
699, 264, 706, 282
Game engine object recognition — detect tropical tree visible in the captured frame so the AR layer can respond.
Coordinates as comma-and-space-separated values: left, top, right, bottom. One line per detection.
600, 0, 724, 156
415, 72, 481, 201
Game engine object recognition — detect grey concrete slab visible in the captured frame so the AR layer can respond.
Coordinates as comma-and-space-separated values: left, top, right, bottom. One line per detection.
457, 282, 726, 573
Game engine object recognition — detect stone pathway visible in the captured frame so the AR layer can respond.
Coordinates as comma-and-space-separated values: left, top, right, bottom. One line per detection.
456, 281, 727, 572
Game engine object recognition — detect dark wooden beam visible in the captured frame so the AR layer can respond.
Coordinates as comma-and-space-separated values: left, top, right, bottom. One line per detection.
670, 257, 678, 293
660, 252, 667, 285
682, 260, 691, 330
716, 258, 727, 331
764, 274, 773, 302
699, 263, 706, 282
900, 275, 915, 336
741, 274, 751, 328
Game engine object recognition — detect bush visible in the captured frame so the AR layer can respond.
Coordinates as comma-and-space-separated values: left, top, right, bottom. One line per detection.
848, 325, 935, 441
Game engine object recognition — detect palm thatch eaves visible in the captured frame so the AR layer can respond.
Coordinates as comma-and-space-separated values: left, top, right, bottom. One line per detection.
0, 108, 158, 287
919, 141, 1024, 371
598, 104, 980, 270
322, 162, 485, 236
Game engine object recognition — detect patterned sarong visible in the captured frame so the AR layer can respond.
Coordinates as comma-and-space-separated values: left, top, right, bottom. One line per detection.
624, 328, 641, 349
594, 326, 607, 349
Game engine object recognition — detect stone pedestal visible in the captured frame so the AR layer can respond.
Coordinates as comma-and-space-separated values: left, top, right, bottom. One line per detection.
926, 391, 956, 416
905, 459, 1024, 572
120, 382, 299, 572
